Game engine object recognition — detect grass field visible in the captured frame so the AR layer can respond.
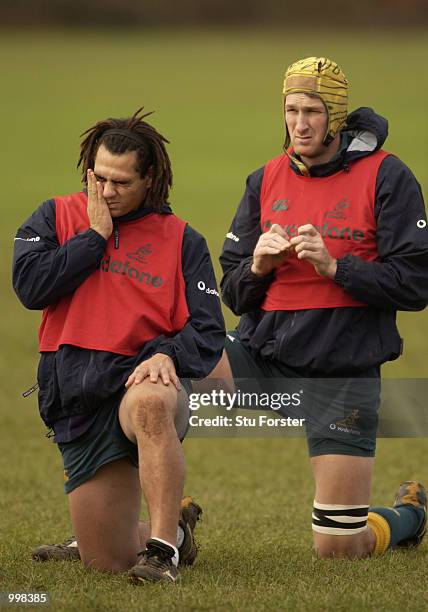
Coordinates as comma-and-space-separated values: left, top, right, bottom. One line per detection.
1, 27, 428, 611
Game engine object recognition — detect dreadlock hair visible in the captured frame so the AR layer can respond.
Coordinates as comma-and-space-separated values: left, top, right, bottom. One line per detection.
77, 108, 172, 212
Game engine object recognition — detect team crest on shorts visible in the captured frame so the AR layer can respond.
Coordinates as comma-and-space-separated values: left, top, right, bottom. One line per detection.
329, 409, 360, 435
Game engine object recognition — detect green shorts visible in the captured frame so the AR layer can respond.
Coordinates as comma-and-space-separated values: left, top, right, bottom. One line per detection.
58, 400, 139, 494
58, 383, 191, 494
225, 331, 380, 458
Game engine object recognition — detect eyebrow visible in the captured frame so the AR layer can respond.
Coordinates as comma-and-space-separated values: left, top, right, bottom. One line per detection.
285, 104, 324, 111
94, 173, 131, 184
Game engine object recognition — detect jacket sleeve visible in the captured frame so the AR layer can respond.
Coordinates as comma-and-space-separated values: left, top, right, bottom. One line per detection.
335, 156, 428, 311
145, 225, 226, 379
219, 167, 275, 315
13, 199, 106, 310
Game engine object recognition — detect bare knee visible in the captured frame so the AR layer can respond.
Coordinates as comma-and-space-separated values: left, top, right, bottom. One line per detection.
314, 531, 373, 559
80, 550, 135, 573
130, 391, 174, 437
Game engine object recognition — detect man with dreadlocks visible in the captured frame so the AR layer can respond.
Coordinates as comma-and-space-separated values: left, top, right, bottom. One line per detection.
13, 109, 225, 583
206, 57, 428, 559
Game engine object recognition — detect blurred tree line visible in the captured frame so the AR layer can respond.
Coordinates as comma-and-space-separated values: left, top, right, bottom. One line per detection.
2, 0, 428, 27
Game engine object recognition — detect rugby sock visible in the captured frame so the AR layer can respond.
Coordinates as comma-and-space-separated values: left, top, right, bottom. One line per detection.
177, 526, 185, 548
368, 505, 425, 553
367, 512, 390, 554
150, 537, 179, 567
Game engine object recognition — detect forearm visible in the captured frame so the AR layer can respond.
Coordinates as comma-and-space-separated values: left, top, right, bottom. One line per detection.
220, 167, 271, 315
154, 322, 225, 379
13, 229, 106, 309
221, 257, 274, 315
335, 253, 428, 311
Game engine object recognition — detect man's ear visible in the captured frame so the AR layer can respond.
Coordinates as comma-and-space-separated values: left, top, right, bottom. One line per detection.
145, 166, 154, 188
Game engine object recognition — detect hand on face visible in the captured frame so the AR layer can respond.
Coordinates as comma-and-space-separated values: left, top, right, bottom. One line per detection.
92, 145, 152, 218
87, 169, 113, 240
290, 224, 337, 278
125, 353, 181, 391
251, 223, 294, 277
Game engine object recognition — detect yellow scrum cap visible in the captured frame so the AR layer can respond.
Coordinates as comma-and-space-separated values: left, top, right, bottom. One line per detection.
283, 57, 348, 148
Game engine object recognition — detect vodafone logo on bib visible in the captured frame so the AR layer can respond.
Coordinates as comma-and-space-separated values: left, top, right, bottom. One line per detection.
197, 280, 219, 297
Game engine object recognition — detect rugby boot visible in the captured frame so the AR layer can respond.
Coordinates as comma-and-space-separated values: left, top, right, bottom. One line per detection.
31, 496, 202, 564
393, 480, 427, 547
31, 536, 80, 561
178, 496, 202, 566
129, 539, 179, 584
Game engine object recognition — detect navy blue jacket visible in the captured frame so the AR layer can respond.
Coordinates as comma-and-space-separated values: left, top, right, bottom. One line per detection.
13, 201, 225, 440
220, 108, 428, 375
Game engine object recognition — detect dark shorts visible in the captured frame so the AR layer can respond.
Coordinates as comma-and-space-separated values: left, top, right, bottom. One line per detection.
224, 331, 380, 458
58, 380, 192, 494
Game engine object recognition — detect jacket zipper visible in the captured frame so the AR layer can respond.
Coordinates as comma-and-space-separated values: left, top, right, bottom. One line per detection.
81, 351, 95, 411
275, 311, 297, 361
22, 382, 39, 397
114, 221, 119, 249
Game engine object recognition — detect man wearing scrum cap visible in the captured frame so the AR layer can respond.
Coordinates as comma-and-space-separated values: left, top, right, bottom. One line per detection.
13, 109, 225, 582
211, 57, 428, 558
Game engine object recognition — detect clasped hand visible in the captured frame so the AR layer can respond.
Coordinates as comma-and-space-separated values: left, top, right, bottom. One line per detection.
251, 223, 337, 278
290, 224, 337, 278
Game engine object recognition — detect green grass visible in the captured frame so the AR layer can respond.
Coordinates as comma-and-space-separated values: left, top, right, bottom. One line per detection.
1, 27, 428, 611
1, 428, 428, 610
